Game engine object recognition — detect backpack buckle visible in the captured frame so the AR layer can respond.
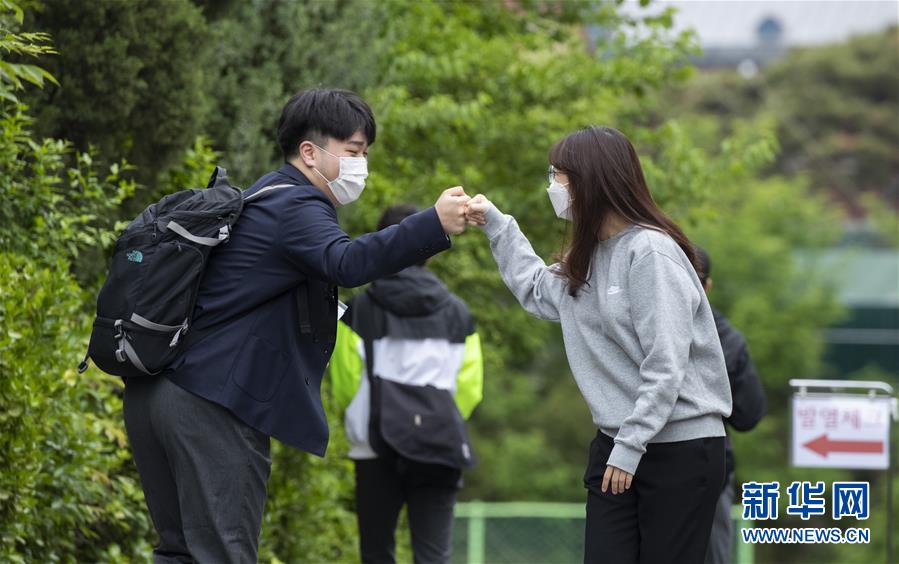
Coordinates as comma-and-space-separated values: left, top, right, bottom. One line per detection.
113, 319, 127, 362
169, 319, 189, 348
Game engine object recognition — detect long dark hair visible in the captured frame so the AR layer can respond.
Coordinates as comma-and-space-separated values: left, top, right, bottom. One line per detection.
549, 125, 698, 297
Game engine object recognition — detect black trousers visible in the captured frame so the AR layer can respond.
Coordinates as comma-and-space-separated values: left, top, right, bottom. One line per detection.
123, 376, 272, 564
583, 431, 725, 564
354, 456, 461, 564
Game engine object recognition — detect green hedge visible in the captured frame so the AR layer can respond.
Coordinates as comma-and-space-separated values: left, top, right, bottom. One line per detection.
0, 252, 155, 563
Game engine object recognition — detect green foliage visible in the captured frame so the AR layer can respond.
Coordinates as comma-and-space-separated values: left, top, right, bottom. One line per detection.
765, 28, 899, 199
635, 116, 779, 223
200, 0, 388, 184
1, 7, 152, 558
0, 0, 57, 102
0, 43, 152, 556
0, 254, 154, 563
0, 104, 135, 291
666, 27, 899, 208
0, 107, 135, 266
24, 0, 210, 188
158, 135, 220, 196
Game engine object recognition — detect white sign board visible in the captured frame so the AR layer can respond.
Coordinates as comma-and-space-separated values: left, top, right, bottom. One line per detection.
792, 395, 891, 470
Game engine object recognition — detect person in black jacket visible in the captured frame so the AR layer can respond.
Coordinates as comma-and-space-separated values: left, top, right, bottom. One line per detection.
331, 205, 484, 564
696, 247, 767, 564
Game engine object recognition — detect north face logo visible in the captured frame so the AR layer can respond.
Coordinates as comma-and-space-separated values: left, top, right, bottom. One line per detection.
126, 250, 143, 263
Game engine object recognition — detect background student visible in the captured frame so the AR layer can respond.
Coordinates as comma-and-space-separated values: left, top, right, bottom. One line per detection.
331, 204, 484, 564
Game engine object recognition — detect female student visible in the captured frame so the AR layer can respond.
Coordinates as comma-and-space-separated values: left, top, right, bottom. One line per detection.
465, 126, 732, 564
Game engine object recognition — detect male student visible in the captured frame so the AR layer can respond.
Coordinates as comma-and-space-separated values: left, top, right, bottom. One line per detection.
122, 88, 472, 563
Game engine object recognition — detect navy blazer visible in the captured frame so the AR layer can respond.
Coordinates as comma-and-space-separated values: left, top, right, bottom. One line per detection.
166, 163, 451, 455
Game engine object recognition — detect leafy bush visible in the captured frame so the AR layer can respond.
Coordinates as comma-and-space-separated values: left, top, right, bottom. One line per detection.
0, 253, 155, 563
1, 6, 153, 557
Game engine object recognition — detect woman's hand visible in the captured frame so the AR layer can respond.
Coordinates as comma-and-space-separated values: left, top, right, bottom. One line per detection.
465, 193, 491, 226
602, 464, 633, 495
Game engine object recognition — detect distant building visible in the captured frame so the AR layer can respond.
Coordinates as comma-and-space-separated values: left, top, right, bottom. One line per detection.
693, 16, 788, 75
586, 15, 790, 76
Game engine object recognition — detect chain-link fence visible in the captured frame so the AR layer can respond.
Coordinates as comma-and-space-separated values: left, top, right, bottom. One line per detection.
453, 502, 754, 564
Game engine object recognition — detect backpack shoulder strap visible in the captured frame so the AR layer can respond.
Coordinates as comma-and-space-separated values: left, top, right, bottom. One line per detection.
176, 182, 311, 350
352, 290, 377, 382
243, 183, 297, 203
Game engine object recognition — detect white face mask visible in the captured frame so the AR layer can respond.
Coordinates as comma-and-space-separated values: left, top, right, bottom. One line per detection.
547, 180, 572, 221
312, 145, 368, 205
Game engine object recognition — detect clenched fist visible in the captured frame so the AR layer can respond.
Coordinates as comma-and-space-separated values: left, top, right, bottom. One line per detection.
465, 193, 491, 226
435, 186, 471, 235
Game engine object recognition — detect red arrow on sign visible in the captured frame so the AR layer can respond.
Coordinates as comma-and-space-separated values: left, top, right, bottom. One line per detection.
803, 434, 884, 457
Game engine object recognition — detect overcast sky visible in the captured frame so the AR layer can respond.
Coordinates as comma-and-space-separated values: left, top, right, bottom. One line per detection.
620, 1, 898, 46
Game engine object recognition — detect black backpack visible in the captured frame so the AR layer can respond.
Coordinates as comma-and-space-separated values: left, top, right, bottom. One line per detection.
79, 167, 291, 378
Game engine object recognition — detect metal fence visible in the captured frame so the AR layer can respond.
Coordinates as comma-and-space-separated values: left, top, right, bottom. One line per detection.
453, 502, 754, 564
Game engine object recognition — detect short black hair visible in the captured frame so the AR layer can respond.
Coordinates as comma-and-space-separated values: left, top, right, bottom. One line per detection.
277, 88, 376, 160
377, 204, 420, 231
695, 246, 711, 284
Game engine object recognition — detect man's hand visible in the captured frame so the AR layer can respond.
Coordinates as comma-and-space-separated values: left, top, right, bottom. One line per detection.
435, 186, 471, 235
465, 194, 490, 226
601, 464, 634, 495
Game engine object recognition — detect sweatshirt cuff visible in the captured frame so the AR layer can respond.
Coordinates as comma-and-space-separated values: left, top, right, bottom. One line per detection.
607, 441, 644, 475
479, 204, 512, 240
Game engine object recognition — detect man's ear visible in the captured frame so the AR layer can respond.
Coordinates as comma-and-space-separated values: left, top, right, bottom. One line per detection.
705, 277, 713, 293
298, 141, 317, 168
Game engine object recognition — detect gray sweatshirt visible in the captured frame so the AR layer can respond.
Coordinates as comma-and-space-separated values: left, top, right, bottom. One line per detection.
481, 205, 732, 475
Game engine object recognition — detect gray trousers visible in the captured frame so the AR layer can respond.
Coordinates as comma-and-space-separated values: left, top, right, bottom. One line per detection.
124, 376, 271, 564
704, 472, 736, 564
